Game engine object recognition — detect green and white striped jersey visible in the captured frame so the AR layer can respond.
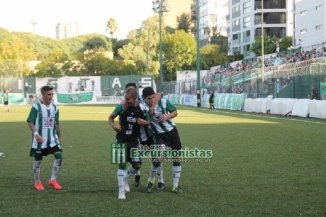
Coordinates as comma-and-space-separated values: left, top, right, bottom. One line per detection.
27, 102, 61, 149
150, 98, 176, 134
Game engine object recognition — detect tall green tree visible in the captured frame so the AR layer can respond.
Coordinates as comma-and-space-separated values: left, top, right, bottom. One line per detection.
162, 30, 196, 81
176, 13, 191, 33
200, 44, 229, 70
251, 35, 275, 56
0, 35, 36, 76
35, 49, 72, 77
210, 35, 229, 54
119, 16, 160, 75
106, 17, 118, 38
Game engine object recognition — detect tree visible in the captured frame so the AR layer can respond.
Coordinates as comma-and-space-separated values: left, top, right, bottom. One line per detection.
118, 43, 147, 71
162, 30, 196, 81
106, 17, 118, 38
0, 35, 36, 76
251, 35, 294, 56
176, 13, 191, 33
112, 39, 129, 59
200, 45, 229, 70
250, 35, 276, 56
35, 49, 72, 77
119, 16, 160, 76
210, 35, 229, 54
279, 36, 293, 52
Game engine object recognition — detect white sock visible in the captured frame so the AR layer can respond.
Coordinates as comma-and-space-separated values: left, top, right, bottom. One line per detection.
173, 166, 182, 188
117, 169, 126, 190
33, 160, 41, 183
50, 159, 62, 181
125, 166, 136, 179
149, 164, 158, 182
156, 164, 164, 183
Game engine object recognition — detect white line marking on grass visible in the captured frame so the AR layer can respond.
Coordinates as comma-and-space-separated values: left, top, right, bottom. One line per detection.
198, 108, 326, 125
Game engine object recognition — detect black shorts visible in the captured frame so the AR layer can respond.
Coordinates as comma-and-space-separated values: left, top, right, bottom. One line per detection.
4, 101, 8, 105
156, 127, 182, 150
30, 146, 62, 157
140, 137, 154, 146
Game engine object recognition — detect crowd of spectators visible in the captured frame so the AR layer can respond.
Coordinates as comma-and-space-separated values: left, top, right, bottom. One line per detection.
200, 44, 326, 95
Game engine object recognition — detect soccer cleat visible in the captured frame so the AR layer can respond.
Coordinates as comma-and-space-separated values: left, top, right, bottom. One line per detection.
34, 181, 45, 191
134, 175, 141, 187
48, 180, 62, 190
157, 182, 165, 190
146, 180, 154, 193
124, 180, 130, 192
172, 186, 183, 194
118, 188, 126, 200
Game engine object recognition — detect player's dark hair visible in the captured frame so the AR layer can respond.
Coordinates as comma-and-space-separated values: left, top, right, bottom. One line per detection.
142, 87, 155, 99
125, 87, 138, 99
125, 82, 137, 89
41, 86, 54, 95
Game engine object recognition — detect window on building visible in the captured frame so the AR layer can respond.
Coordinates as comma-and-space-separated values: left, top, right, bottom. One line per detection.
232, 19, 240, 31
243, 30, 250, 43
243, 16, 250, 29
243, 1, 250, 14
233, 33, 241, 44
232, 4, 241, 17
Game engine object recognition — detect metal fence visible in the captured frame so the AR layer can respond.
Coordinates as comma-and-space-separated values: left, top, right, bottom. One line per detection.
163, 57, 326, 99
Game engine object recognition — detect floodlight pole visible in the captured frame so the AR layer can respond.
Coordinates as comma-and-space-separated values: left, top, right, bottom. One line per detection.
153, 0, 167, 92
196, 0, 201, 107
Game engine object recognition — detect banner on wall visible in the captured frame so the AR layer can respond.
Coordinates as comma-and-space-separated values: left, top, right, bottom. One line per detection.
57, 92, 93, 104
0, 93, 25, 105
214, 93, 246, 110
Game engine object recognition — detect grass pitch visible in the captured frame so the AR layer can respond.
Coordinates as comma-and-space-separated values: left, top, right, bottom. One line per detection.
0, 105, 325, 217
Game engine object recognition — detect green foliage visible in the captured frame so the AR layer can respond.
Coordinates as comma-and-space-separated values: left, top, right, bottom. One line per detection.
1, 30, 112, 59
162, 30, 196, 81
210, 35, 229, 54
200, 45, 229, 70
0, 31, 37, 76
80, 48, 140, 76
120, 16, 160, 76
176, 13, 191, 33
251, 36, 293, 56
279, 36, 293, 52
250, 35, 275, 56
112, 39, 129, 59
34, 48, 73, 77
106, 17, 118, 38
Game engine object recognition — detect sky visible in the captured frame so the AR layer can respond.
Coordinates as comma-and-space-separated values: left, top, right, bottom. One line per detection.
0, 0, 155, 39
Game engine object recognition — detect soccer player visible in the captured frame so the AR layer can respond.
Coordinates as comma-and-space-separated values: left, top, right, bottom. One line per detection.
27, 86, 63, 191
123, 83, 165, 189
142, 87, 183, 194
3, 90, 10, 112
108, 88, 149, 199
